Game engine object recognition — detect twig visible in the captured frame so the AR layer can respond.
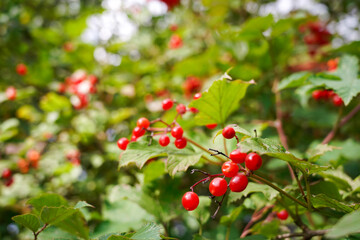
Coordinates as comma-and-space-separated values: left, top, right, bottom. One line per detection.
211, 189, 228, 219
208, 148, 230, 159
275, 229, 328, 239
303, 174, 312, 211
240, 205, 274, 238
322, 102, 360, 144
34, 224, 48, 240
186, 138, 227, 162
292, 166, 307, 202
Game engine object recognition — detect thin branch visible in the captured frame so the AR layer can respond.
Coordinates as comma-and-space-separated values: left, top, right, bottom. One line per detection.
240, 205, 274, 238
186, 138, 227, 162
275, 229, 328, 239
322, 102, 360, 144
34, 224, 48, 240
211, 189, 228, 219
293, 167, 307, 202
303, 174, 312, 211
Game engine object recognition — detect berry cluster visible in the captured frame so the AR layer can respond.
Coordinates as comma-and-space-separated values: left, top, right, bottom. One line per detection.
312, 89, 343, 106
59, 70, 98, 110
17, 149, 41, 174
182, 126, 263, 217
300, 21, 331, 56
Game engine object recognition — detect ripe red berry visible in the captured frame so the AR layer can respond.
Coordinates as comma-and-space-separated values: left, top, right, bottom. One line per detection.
175, 137, 187, 149
182, 192, 199, 211
117, 138, 129, 150
5, 177, 14, 187
189, 107, 199, 113
131, 135, 138, 142
137, 117, 150, 129
193, 93, 202, 100
229, 149, 247, 164
245, 152, 262, 171
169, 34, 183, 49
133, 126, 146, 138
176, 104, 187, 114
332, 94, 343, 107
6, 86, 16, 101
312, 90, 322, 100
171, 126, 183, 139
222, 126, 235, 139
16, 63, 27, 75
277, 210, 289, 220
58, 83, 66, 93
162, 99, 174, 110
206, 123, 217, 129
229, 173, 248, 192
209, 177, 228, 196
27, 150, 40, 162
159, 135, 170, 147
2, 168, 12, 179
221, 161, 239, 178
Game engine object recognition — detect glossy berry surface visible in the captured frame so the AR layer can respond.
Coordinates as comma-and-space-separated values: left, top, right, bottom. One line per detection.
16, 63, 27, 75
159, 135, 170, 147
332, 95, 343, 106
162, 99, 174, 110
2, 168, 12, 179
175, 137, 187, 149
133, 126, 146, 137
176, 104, 187, 114
193, 93, 202, 99
206, 123, 217, 129
245, 152, 262, 171
6, 87, 16, 101
182, 192, 199, 211
117, 138, 129, 150
137, 117, 150, 129
221, 161, 239, 178
171, 126, 183, 139
312, 90, 322, 100
222, 126, 235, 139
277, 210, 289, 220
229, 173, 248, 192
209, 177, 227, 196
229, 149, 247, 164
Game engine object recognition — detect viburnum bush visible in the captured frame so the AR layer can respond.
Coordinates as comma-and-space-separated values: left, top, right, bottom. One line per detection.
1, 1, 360, 240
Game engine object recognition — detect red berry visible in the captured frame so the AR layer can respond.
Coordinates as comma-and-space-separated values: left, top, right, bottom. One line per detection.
277, 210, 289, 220
71, 158, 81, 166
332, 94, 343, 107
117, 138, 129, 150
221, 161, 239, 178
16, 63, 27, 75
229, 149, 247, 164
206, 123, 217, 129
327, 58, 338, 72
162, 99, 174, 110
27, 150, 40, 162
312, 90, 322, 100
245, 152, 262, 171
169, 24, 178, 32
222, 126, 235, 139
133, 126, 146, 138
63, 42, 74, 52
193, 93, 202, 100
159, 135, 170, 147
171, 126, 183, 139
2, 168, 12, 179
229, 173, 248, 192
209, 177, 228, 196
6, 86, 16, 100
174, 137, 187, 149
189, 107, 199, 113
176, 104, 187, 114
131, 135, 138, 142
182, 192, 199, 211
58, 83, 66, 93
169, 34, 183, 49
137, 117, 150, 129
4, 177, 14, 187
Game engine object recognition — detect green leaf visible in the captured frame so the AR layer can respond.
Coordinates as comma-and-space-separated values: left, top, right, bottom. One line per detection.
40, 206, 77, 225
55, 210, 89, 240
12, 214, 41, 233
318, 170, 353, 192
228, 182, 278, 203
326, 210, 360, 239
220, 206, 243, 226
27, 193, 68, 213
306, 144, 339, 162
278, 72, 311, 91
239, 137, 330, 174
74, 201, 94, 209
312, 194, 359, 213
189, 196, 212, 225
310, 181, 342, 201
130, 222, 161, 240
40, 92, 72, 112
120, 139, 202, 176
189, 78, 253, 125
143, 161, 166, 183
309, 55, 360, 105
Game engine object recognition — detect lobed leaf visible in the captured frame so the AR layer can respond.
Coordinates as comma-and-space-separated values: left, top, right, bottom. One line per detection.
326, 210, 360, 239
12, 214, 41, 233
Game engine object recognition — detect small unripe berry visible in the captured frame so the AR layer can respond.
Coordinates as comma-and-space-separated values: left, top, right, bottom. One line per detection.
159, 135, 170, 147
222, 126, 235, 139
182, 192, 199, 211
117, 138, 129, 150
229, 149, 247, 164
162, 99, 174, 110
245, 152, 262, 171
